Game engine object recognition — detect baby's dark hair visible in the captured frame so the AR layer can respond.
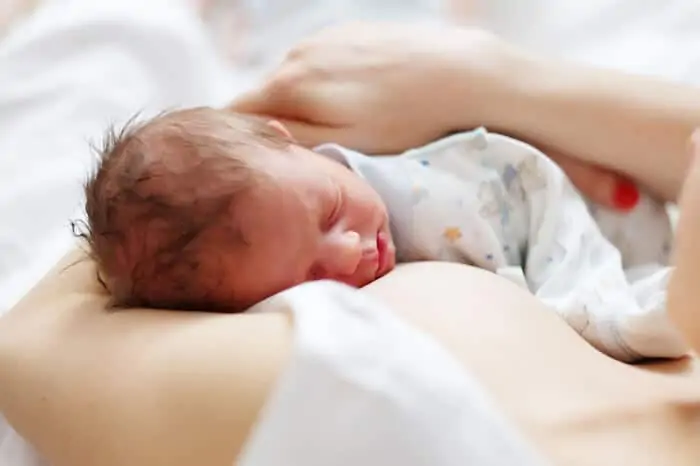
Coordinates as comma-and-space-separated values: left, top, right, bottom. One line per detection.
82, 107, 290, 311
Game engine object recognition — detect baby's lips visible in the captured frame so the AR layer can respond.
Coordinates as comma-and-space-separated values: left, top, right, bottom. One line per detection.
375, 231, 395, 277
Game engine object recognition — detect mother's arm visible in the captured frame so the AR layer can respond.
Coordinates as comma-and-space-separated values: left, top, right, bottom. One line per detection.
233, 22, 700, 205
512, 54, 700, 204
0, 251, 292, 466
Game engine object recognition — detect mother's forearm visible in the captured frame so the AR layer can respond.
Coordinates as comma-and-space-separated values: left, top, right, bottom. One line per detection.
473, 54, 700, 202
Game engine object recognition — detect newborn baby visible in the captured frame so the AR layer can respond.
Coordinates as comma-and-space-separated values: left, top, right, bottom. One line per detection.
84, 106, 685, 362
85, 108, 396, 312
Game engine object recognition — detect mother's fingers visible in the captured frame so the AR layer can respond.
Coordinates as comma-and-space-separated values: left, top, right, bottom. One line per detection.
268, 118, 355, 149
229, 91, 343, 147
229, 89, 268, 114
231, 66, 317, 120
230, 87, 297, 118
548, 150, 638, 211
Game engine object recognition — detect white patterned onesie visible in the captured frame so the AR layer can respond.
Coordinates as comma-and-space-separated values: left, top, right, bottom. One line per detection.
315, 128, 686, 363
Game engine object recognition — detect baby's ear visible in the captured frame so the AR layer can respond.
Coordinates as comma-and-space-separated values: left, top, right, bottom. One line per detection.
266, 120, 296, 141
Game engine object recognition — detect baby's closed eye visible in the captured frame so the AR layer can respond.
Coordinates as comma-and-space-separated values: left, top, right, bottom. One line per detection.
323, 184, 344, 231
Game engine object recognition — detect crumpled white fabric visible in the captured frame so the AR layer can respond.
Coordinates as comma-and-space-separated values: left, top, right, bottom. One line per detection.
316, 129, 685, 362
240, 280, 545, 466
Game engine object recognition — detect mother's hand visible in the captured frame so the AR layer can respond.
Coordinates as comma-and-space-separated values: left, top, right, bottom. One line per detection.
232, 22, 514, 154
232, 21, 630, 211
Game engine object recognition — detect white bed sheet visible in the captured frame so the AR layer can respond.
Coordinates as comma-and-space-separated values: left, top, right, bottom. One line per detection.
2, 1, 700, 465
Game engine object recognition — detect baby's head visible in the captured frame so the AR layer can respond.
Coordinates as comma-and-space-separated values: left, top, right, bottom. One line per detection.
84, 107, 395, 312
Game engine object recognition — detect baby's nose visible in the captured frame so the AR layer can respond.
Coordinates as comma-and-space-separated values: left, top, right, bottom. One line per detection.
319, 230, 365, 279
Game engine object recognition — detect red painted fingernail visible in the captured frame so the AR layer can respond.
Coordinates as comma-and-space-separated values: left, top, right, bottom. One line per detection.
613, 179, 640, 210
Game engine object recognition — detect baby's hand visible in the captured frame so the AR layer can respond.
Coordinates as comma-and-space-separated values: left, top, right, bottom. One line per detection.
667, 130, 700, 354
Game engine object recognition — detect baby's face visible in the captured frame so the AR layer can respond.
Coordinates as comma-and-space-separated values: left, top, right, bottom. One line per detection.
227, 144, 396, 307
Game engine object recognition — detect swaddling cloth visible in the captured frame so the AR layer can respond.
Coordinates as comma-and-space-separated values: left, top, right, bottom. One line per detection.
315, 129, 686, 362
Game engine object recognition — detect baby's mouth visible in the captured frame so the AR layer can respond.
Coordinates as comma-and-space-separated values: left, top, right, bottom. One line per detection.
375, 231, 393, 278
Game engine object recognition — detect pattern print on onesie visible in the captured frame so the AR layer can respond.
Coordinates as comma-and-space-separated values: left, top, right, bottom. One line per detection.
411, 181, 430, 205
517, 156, 548, 192
501, 156, 548, 203
478, 179, 512, 229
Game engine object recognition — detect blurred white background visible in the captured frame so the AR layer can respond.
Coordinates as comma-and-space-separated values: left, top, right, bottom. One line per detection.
0, 1, 697, 464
